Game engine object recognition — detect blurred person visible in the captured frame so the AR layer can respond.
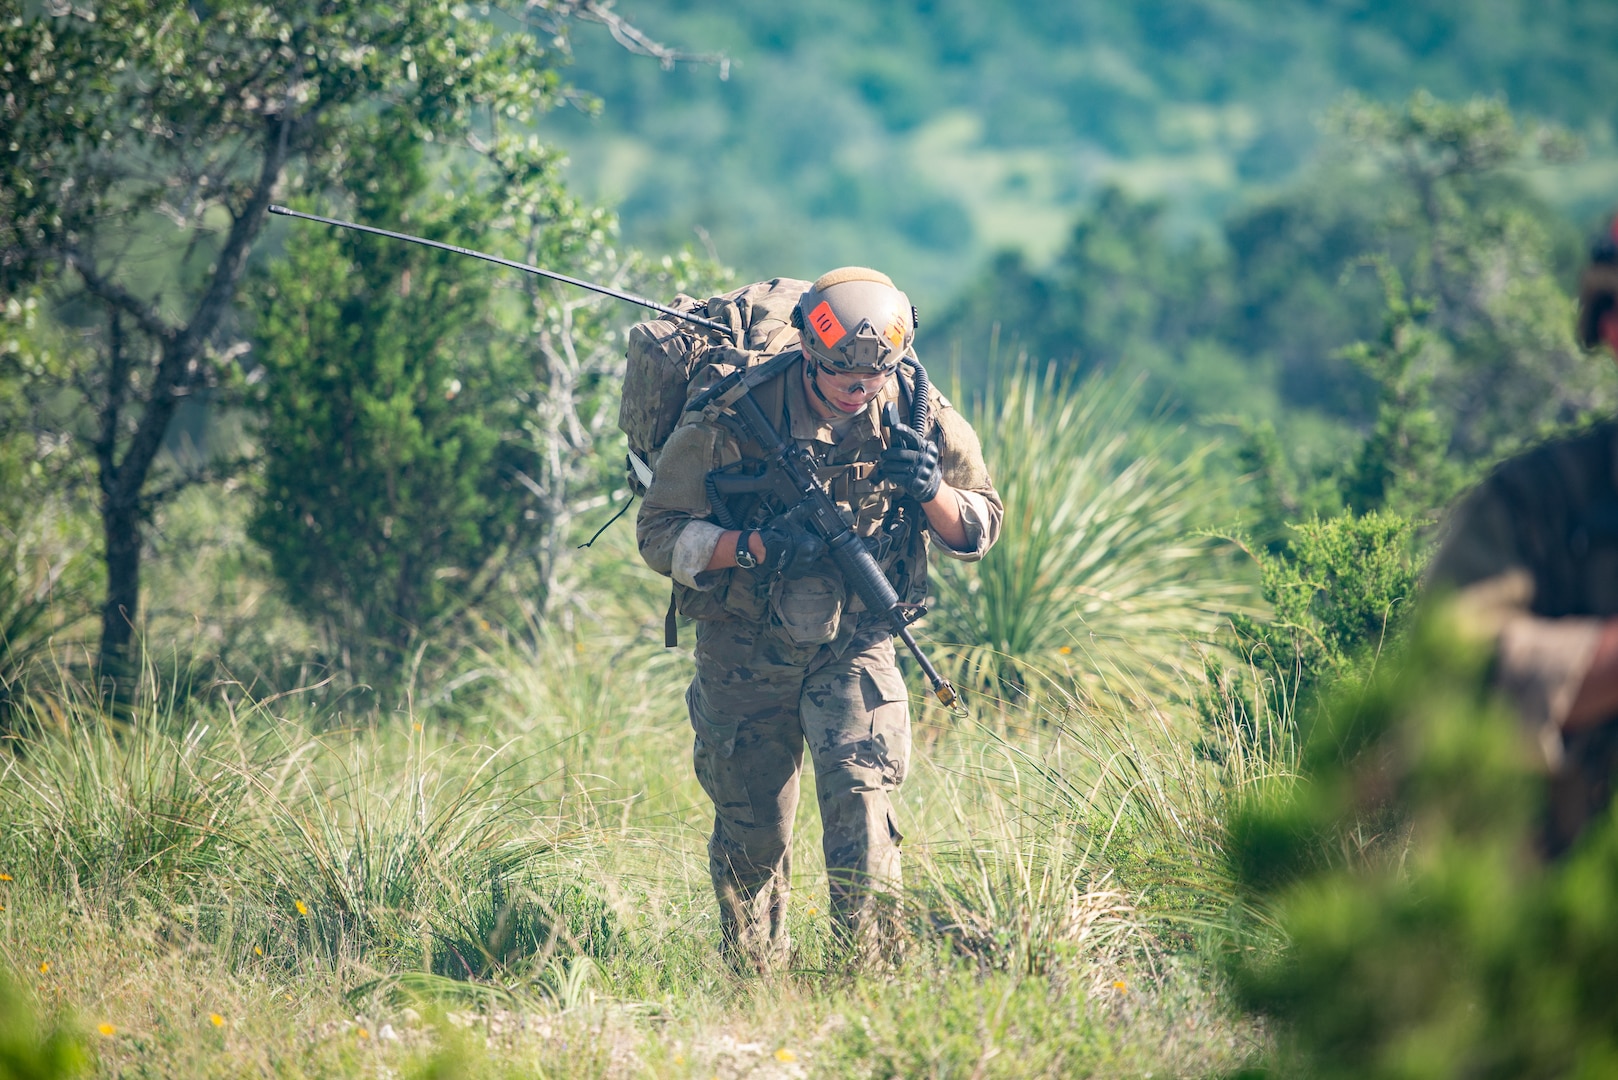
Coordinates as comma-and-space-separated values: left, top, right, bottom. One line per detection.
1426, 215, 1618, 855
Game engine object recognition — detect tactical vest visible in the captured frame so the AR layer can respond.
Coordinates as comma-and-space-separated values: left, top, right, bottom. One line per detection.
672, 351, 934, 645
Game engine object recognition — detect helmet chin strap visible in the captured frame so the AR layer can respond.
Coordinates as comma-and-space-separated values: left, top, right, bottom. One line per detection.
805, 359, 841, 412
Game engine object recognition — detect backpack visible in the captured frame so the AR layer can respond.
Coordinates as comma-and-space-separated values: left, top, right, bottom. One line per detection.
617, 277, 810, 495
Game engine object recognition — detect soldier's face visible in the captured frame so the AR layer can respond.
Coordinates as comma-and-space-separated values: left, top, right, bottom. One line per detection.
809, 365, 894, 417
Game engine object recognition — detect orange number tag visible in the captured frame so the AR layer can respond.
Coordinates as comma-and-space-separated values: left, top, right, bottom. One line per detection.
884, 315, 907, 349
808, 301, 847, 348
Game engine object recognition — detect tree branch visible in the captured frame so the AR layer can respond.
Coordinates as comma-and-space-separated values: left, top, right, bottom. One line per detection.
172, 111, 294, 362
524, 0, 730, 77
66, 252, 180, 346
111, 112, 296, 509
139, 452, 254, 514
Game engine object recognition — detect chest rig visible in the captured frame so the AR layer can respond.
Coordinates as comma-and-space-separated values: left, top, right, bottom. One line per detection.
700, 352, 931, 608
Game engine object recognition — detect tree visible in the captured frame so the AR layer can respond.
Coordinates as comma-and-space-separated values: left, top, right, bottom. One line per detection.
0, 0, 570, 693
1325, 92, 1603, 457
249, 128, 532, 689
247, 121, 720, 694
0, 0, 601, 696
935, 186, 1231, 387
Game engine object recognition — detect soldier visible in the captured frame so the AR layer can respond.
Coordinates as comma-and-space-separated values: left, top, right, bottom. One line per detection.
1426, 216, 1618, 855
636, 267, 1003, 969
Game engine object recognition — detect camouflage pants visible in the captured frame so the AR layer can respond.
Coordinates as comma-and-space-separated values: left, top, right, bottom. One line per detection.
687, 619, 911, 970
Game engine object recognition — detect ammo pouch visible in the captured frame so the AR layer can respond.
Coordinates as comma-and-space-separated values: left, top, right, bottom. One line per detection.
674, 566, 768, 624
768, 570, 846, 647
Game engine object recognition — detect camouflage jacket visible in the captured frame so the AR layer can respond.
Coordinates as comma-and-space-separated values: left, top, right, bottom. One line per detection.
636, 349, 1002, 651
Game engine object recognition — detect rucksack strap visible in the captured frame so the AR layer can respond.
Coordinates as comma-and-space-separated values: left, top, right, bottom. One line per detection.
690, 347, 801, 424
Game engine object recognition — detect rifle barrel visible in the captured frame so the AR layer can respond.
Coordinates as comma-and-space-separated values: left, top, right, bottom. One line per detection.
895, 623, 959, 709
266, 205, 732, 336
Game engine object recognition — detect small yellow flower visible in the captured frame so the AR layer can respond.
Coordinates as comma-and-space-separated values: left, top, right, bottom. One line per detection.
1059, 645, 1072, 655
253, 946, 263, 956
295, 900, 308, 915
673, 1055, 685, 1066
774, 1048, 797, 1063
37, 961, 48, 975
806, 907, 818, 916
358, 1028, 370, 1040
412, 722, 422, 732
1112, 979, 1128, 993
97, 1024, 116, 1037
0, 873, 12, 881
209, 1014, 225, 1028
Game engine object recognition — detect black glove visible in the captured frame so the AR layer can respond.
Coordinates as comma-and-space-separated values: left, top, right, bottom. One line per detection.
879, 402, 942, 503
758, 515, 828, 579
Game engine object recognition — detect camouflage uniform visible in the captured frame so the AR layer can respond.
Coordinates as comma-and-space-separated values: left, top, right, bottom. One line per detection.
1427, 419, 1618, 854
637, 349, 1002, 966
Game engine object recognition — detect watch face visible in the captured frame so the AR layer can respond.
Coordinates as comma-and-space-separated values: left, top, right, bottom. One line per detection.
736, 531, 757, 569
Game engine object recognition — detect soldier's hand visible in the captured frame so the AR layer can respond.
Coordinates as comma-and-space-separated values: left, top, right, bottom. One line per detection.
758, 516, 827, 579
879, 403, 942, 503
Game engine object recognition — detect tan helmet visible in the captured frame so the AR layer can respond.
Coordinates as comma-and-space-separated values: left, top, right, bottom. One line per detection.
794, 267, 915, 373
1577, 215, 1618, 350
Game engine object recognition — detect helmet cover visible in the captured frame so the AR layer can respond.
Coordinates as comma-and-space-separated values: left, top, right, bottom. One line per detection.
795, 267, 915, 373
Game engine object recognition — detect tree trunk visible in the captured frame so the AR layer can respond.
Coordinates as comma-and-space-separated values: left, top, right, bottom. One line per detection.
81, 117, 294, 707
98, 493, 142, 700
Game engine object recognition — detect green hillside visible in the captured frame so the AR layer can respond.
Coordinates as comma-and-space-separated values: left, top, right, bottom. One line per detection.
548, 0, 1618, 311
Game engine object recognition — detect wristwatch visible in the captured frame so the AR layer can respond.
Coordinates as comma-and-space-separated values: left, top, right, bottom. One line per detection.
734, 529, 759, 570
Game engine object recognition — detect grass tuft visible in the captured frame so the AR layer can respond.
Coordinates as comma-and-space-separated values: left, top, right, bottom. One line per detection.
930, 360, 1253, 702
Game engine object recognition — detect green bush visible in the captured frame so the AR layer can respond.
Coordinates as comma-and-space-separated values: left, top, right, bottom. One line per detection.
1198, 509, 1427, 795
249, 126, 543, 695
0, 975, 84, 1080
1226, 615, 1618, 1078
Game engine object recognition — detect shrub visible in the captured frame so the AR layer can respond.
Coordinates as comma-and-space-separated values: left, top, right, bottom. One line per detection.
1199, 510, 1428, 783
248, 128, 542, 697
0, 973, 85, 1080
1226, 614, 1618, 1078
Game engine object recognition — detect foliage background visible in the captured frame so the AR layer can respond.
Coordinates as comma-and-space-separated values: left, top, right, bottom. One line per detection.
3, 0, 1618, 1075
548, 0, 1618, 310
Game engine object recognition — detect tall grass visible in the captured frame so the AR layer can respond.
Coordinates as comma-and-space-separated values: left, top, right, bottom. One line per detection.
0, 673, 608, 990
0, 624, 1268, 1074
0, 363, 1280, 1075
930, 361, 1253, 704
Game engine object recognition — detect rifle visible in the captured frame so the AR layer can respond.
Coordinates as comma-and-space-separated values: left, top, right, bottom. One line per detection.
687, 363, 961, 710
267, 204, 962, 711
